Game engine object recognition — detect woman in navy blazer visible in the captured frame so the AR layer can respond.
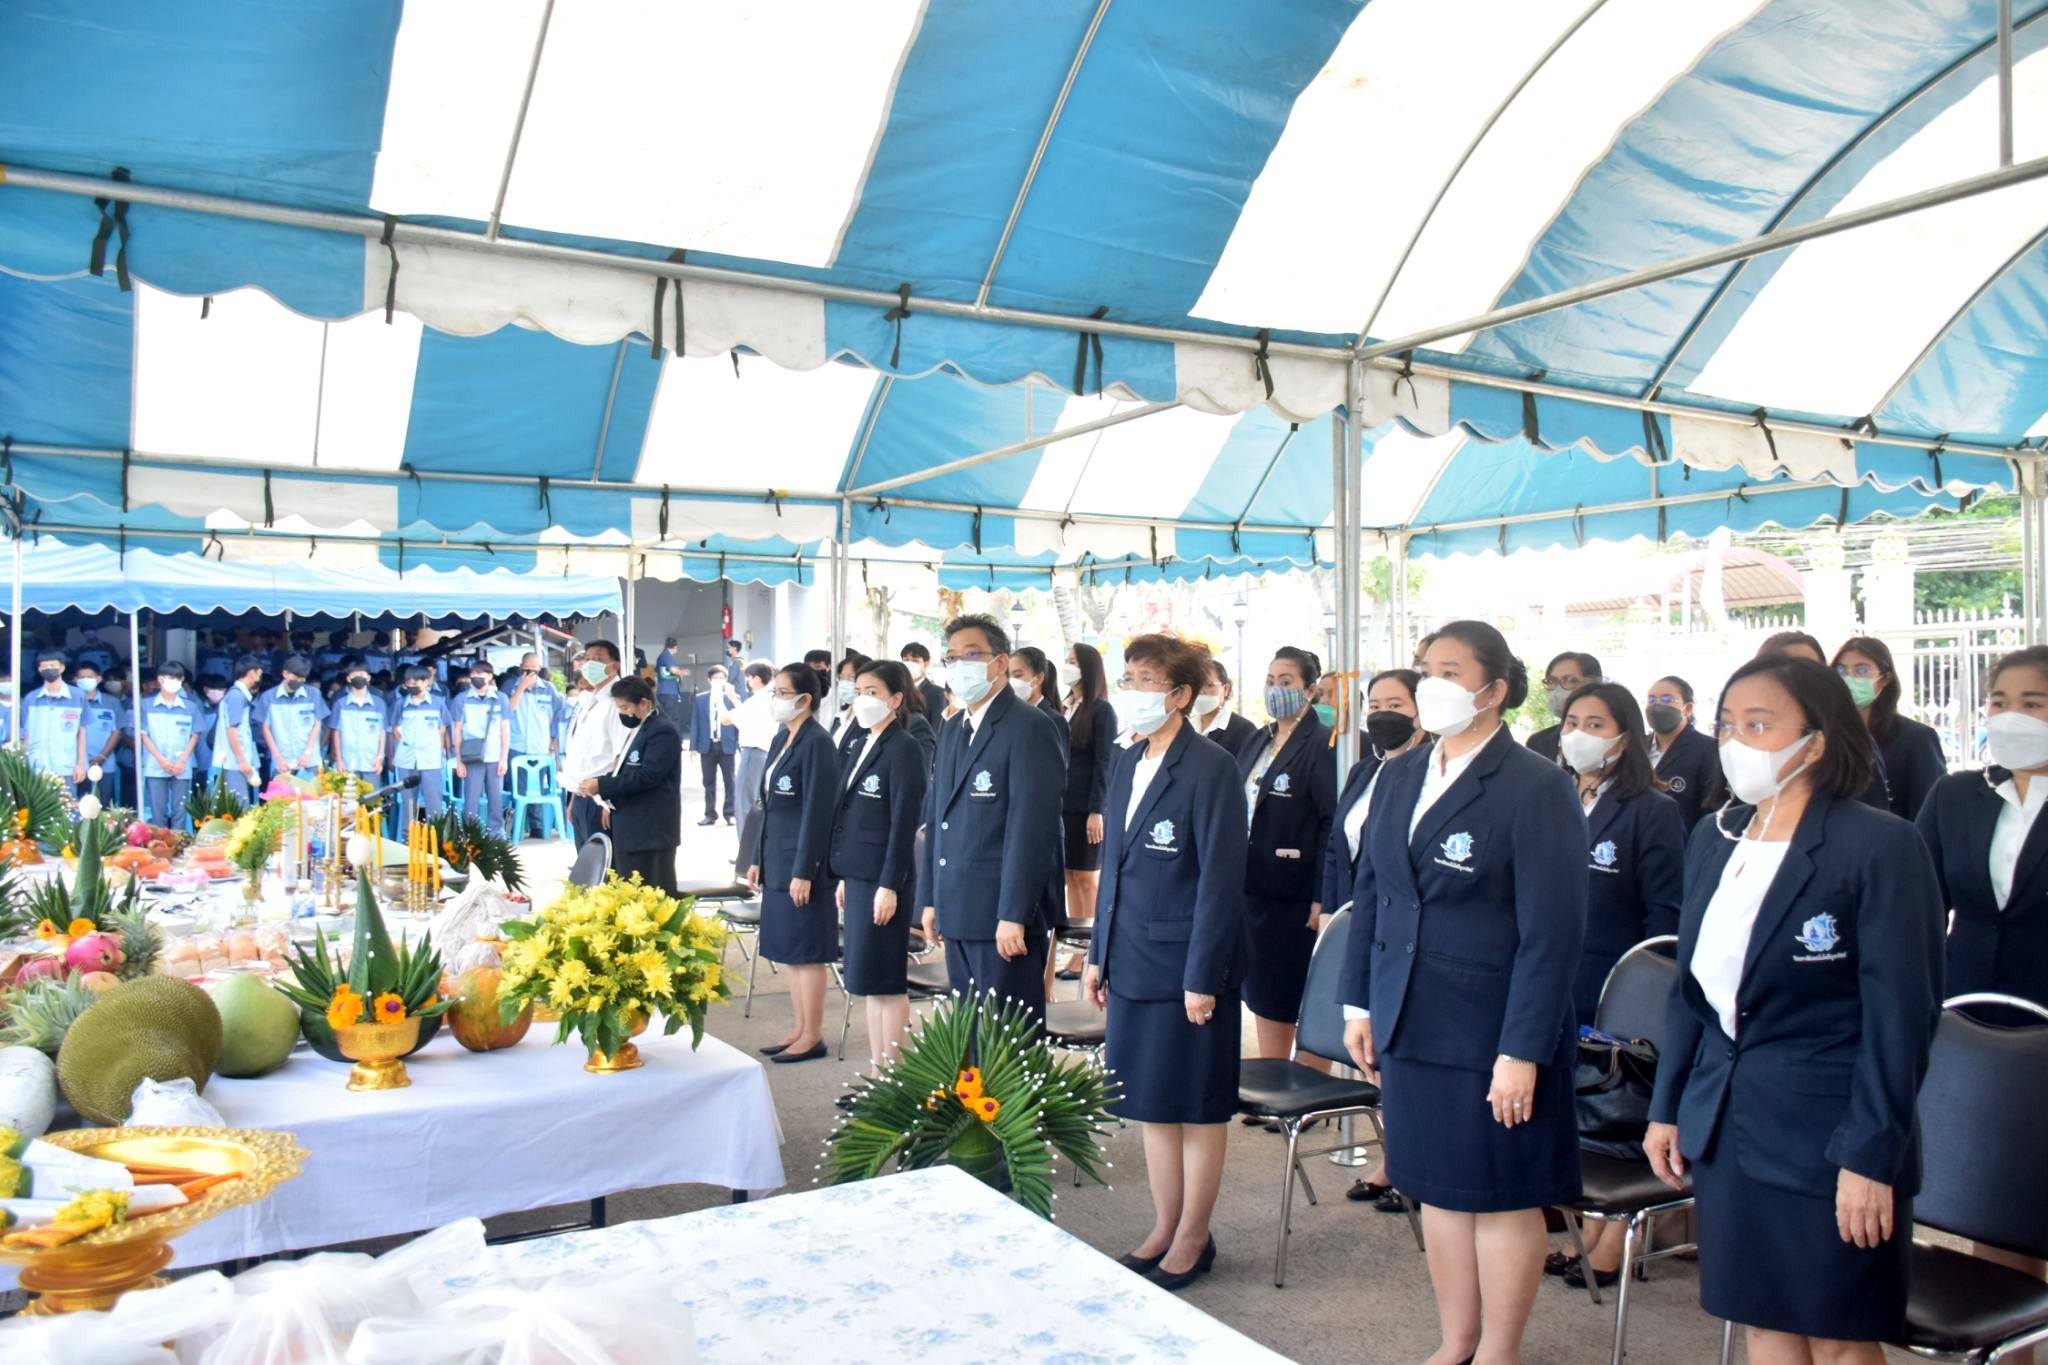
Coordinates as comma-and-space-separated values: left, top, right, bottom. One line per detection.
1237, 647, 1337, 1062
829, 660, 928, 1070
1060, 642, 1118, 973
1917, 645, 2048, 1016
1833, 636, 1946, 820
1192, 657, 1259, 760
1339, 622, 1586, 1365
1646, 655, 1942, 1353
1319, 667, 1425, 1210
744, 663, 841, 1065
1084, 634, 1247, 1290
1644, 674, 1718, 829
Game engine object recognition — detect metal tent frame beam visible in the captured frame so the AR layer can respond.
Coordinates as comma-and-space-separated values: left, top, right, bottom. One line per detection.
846, 398, 1180, 498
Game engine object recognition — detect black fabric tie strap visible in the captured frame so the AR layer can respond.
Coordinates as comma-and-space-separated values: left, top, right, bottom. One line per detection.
1073, 305, 1109, 396
536, 475, 552, 521
1149, 524, 1159, 566
380, 216, 400, 324
1391, 351, 1417, 408
1642, 410, 1668, 465
871, 496, 891, 524
200, 296, 213, 320
119, 449, 131, 512
117, 527, 126, 569
650, 249, 686, 361
1838, 486, 1851, 527
307, 537, 318, 560
397, 538, 406, 576
658, 485, 671, 540
885, 284, 913, 370
1521, 371, 1547, 446
764, 489, 783, 516
88, 168, 133, 291
1751, 408, 1779, 466
261, 469, 274, 527
1930, 436, 1948, 492
971, 505, 983, 554
1572, 504, 1585, 548
1252, 328, 1275, 400
730, 348, 741, 378
3, 435, 13, 489
204, 532, 224, 561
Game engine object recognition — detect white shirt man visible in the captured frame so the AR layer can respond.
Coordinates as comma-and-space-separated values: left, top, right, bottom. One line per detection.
561, 644, 628, 847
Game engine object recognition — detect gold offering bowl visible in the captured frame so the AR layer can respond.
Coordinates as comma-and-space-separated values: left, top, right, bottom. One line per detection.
0, 1126, 307, 1314
585, 1009, 651, 1073
336, 1014, 424, 1090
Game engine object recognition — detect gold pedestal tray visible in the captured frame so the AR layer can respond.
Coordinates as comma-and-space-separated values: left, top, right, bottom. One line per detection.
0, 1126, 308, 1314
584, 1010, 650, 1073
337, 1015, 424, 1090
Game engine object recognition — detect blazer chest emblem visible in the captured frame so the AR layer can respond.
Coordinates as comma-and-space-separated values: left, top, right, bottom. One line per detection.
1146, 818, 1176, 852
1794, 913, 1843, 959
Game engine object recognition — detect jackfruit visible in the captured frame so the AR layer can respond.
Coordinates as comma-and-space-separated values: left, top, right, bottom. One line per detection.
56, 977, 223, 1125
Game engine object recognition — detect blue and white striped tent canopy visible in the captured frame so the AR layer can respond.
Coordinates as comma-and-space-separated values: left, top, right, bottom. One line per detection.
0, 0, 2038, 585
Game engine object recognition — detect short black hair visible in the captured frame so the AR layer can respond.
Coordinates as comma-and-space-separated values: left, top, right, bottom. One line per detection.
402, 664, 432, 682
778, 661, 826, 707
1990, 645, 2048, 691
613, 676, 655, 706
198, 673, 228, 691
1208, 657, 1232, 690
583, 639, 620, 664
156, 660, 188, 680
1652, 674, 1695, 704
705, 663, 726, 679
233, 653, 264, 679
856, 658, 923, 715
1759, 629, 1827, 664
1544, 651, 1601, 680
943, 613, 1010, 657
281, 653, 313, 676
1831, 635, 1904, 744
35, 647, 64, 665
743, 661, 773, 686
1367, 667, 1421, 701
468, 657, 495, 675
1718, 655, 1874, 801
898, 641, 931, 663
1427, 620, 1530, 711
804, 649, 833, 670
836, 651, 871, 677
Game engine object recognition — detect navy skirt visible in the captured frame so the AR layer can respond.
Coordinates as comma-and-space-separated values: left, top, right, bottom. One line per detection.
1106, 991, 1240, 1125
1378, 1053, 1580, 1213
1692, 1137, 1910, 1340
839, 877, 909, 995
759, 880, 839, 965
1241, 894, 1317, 1022
1062, 810, 1102, 872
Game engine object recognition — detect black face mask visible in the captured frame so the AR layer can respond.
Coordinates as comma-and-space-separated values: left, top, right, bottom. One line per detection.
349, 677, 369, 690
1365, 710, 1417, 752
618, 711, 644, 730
1645, 703, 1686, 736
38, 668, 60, 681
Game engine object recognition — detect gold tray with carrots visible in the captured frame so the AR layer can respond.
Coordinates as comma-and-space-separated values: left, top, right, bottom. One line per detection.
0, 1126, 308, 1313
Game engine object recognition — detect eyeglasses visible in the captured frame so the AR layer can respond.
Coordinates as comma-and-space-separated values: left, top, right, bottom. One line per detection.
1645, 693, 1683, 706
940, 650, 993, 665
1117, 676, 1172, 691
1713, 720, 1808, 741
1834, 663, 1880, 678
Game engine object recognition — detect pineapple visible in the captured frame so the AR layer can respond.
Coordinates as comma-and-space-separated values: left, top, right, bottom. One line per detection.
0, 971, 98, 1054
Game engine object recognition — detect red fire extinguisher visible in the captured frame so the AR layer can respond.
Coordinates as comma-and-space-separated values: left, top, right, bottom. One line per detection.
721, 604, 734, 640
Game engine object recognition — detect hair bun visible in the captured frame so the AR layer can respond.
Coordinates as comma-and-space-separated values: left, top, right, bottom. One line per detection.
1502, 654, 1531, 711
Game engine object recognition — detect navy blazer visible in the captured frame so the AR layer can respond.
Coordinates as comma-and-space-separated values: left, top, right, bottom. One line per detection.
1037, 695, 1071, 754
904, 711, 938, 770
1238, 713, 1337, 905
689, 689, 740, 755
1650, 724, 1718, 829
1318, 748, 1394, 914
1866, 717, 1945, 820
593, 713, 682, 853
919, 686, 1065, 939
1203, 711, 1259, 762
1062, 697, 1119, 815
1339, 726, 1588, 1073
1918, 769, 2048, 1008
1648, 798, 1943, 1196
1525, 724, 1561, 762
1088, 723, 1248, 1000
828, 722, 926, 895
1573, 785, 1686, 1022
752, 719, 839, 887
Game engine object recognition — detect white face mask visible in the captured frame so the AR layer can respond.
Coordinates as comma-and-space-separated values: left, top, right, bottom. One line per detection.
1056, 660, 1081, 691
946, 658, 994, 708
851, 694, 891, 730
160, 679, 183, 696
1121, 688, 1174, 737
1192, 693, 1222, 717
1008, 677, 1035, 702
1416, 675, 1487, 738
836, 679, 856, 705
903, 660, 925, 681
769, 695, 801, 724
1559, 728, 1619, 775
1718, 731, 1814, 806
1986, 712, 2048, 772
1545, 684, 1573, 716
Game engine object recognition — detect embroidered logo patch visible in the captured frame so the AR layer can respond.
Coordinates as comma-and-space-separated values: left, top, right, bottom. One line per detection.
776, 774, 793, 794
1667, 775, 1687, 793
627, 750, 640, 764
861, 773, 881, 795
1273, 772, 1292, 795
1441, 832, 1474, 863
973, 769, 994, 794
1149, 819, 1176, 848
1591, 840, 1617, 868
1795, 913, 1840, 955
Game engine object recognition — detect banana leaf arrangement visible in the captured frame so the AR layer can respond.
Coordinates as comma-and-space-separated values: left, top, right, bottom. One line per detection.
278, 871, 448, 1061
424, 809, 525, 893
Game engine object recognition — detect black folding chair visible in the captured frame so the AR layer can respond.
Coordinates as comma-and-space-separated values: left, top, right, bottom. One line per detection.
1895, 992, 2048, 1363
566, 833, 611, 887
1236, 907, 1419, 1286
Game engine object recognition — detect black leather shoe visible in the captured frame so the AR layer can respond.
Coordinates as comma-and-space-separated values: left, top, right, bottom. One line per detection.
1562, 1260, 1645, 1290
1346, 1179, 1394, 1204
1544, 1250, 1578, 1277
699, 816, 718, 826
771, 1041, 829, 1064
758, 1042, 790, 1057
1149, 1237, 1216, 1291
1117, 1249, 1165, 1275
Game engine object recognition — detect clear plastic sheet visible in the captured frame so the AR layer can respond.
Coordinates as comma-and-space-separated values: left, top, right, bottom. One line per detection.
344, 1269, 698, 1365
0, 1270, 232, 1364
128, 1076, 228, 1128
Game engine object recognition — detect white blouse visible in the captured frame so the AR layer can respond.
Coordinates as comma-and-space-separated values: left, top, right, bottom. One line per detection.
1990, 775, 2047, 909
1125, 749, 1165, 830
1408, 727, 1495, 839
1690, 837, 1792, 1040
1343, 763, 1385, 859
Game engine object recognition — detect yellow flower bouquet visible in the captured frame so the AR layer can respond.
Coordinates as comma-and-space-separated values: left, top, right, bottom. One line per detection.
223, 802, 290, 876
495, 872, 729, 1063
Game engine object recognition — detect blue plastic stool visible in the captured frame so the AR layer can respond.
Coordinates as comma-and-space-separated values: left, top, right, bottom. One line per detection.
508, 755, 563, 841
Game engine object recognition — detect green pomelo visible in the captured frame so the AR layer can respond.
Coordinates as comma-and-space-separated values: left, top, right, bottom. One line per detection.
207, 975, 302, 1078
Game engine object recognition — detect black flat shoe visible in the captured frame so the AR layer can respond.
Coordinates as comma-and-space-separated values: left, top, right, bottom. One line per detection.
1544, 1250, 1578, 1277
771, 1041, 829, 1064
1054, 968, 1082, 981
834, 1093, 857, 1111
758, 1042, 791, 1057
1562, 1260, 1645, 1290
1373, 1189, 1410, 1214
1345, 1179, 1394, 1203
1117, 1249, 1165, 1275
698, 816, 718, 826
1149, 1237, 1216, 1291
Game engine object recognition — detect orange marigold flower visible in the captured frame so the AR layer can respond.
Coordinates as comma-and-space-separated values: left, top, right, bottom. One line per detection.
371, 992, 406, 1021
326, 990, 365, 1030
66, 918, 95, 939
35, 919, 58, 941
976, 1097, 1001, 1122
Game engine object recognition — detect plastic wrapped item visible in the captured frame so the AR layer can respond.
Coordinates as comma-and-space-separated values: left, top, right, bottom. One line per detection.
127, 1076, 228, 1128
182, 1218, 486, 1365
0, 1270, 232, 1364
345, 1269, 697, 1365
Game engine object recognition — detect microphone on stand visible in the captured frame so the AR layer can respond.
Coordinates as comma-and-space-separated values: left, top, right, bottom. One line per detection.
358, 772, 423, 803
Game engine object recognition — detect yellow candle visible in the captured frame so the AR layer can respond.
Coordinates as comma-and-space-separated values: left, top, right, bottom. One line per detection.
429, 827, 441, 894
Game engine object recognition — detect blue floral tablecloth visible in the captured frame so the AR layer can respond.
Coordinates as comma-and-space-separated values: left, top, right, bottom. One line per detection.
448, 1166, 1288, 1364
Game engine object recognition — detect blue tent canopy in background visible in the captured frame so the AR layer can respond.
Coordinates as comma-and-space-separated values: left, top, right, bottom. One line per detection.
0, 0, 2041, 587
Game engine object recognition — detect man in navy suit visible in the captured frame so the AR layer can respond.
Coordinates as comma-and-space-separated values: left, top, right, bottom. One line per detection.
920, 614, 1064, 1023
690, 663, 740, 826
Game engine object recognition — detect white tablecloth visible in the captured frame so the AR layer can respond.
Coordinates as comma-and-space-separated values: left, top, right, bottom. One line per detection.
441, 1166, 1286, 1363
167, 1024, 786, 1268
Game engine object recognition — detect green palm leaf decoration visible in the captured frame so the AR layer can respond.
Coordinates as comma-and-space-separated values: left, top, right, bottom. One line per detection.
0, 747, 73, 848
824, 992, 1120, 1220
425, 809, 525, 892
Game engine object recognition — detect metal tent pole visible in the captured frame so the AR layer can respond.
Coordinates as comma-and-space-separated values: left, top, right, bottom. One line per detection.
831, 499, 851, 668
8, 536, 20, 743
623, 554, 639, 671
129, 607, 144, 816
1334, 364, 1362, 779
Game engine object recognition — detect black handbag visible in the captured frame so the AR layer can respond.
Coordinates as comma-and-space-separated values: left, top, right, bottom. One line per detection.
1574, 1027, 1659, 1162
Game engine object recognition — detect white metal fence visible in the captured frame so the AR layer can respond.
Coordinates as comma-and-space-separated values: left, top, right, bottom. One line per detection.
1900, 607, 2028, 767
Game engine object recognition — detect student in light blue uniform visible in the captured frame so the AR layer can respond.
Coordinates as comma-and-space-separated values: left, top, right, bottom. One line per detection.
389, 665, 450, 823
505, 653, 561, 833
210, 655, 265, 801
72, 629, 117, 675
256, 653, 328, 783
329, 667, 388, 785
72, 661, 129, 804
23, 649, 87, 787
453, 661, 511, 828
0, 666, 15, 747
138, 663, 201, 830
192, 676, 223, 778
